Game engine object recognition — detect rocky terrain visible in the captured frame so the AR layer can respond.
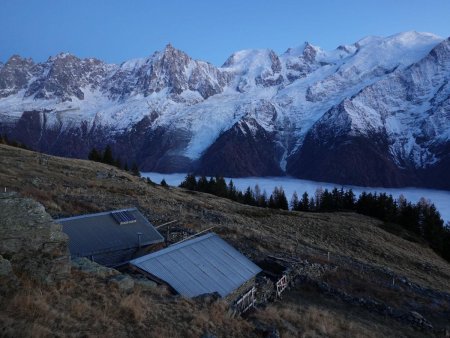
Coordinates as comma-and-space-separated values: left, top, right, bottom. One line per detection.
0, 192, 70, 286
1, 144, 449, 337
1, 32, 450, 188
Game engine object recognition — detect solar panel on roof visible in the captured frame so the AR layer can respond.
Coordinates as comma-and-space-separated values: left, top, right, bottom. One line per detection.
111, 210, 136, 225
57, 208, 165, 266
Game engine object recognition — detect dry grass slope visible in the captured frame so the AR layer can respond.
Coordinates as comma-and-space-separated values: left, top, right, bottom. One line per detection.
1, 144, 449, 337
2, 271, 253, 338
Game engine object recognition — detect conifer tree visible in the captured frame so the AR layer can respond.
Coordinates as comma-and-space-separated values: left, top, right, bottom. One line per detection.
269, 186, 288, 210
443, 225, 450, 261
243, 187, 255, 206
299, 192, 310, 211
88, 148, 102, 162
179, 174, 197, 190
343, 189, 356, 209
228, 180, 238, 201
197, 176, 209, 193
254, 184, 261, 201
131, 162, 140, 177
253, 185, 267, 207
320, 189, 334, 211
314, 187, 324, 210
208, 176, 216, 190
309, 197, 316, 211
290, 191, 299, 210
258, 190, 268, 208
278, 187, 289, 210
268, 195, 276, 209
102, 145, 114, 165
214, 176, 228, 197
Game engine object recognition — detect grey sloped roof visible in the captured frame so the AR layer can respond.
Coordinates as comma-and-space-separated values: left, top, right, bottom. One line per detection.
130, 233, 261, 298
57, 208, 164, 266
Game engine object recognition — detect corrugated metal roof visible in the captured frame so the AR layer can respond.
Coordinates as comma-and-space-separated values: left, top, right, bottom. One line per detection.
130, 233, 262, 298
57, 208, 164, 266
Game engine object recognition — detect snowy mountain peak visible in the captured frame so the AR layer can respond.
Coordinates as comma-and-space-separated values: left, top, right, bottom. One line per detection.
352, 31, 443, 68
220, 48, 283, 92
0, 55, 36, 98
284, 42, 309, 56
5, 54, 34, 64
149, 43, 196, 72
1, 32, 450, 189
283, 41, 322, 57
49, 52, 77, 61
162, 43, 178, 55
222, 48, 275, 69
387, 31, 442, 44
119, 58, 146, 71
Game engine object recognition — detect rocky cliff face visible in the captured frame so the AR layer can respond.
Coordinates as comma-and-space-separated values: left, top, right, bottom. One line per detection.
0, 192, 70, 286
0, 32, 449, 188
196, 118, 284, 177
26, 53, 109, 101
0, 55, 37, 98
287, 37, 450, 189
105, 44, 230, 100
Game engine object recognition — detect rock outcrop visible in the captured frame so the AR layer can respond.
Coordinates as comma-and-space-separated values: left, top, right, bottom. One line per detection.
0, 192, 70, 285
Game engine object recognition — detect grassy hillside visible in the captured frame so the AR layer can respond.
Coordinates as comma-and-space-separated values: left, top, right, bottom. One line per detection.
1, 144, 449, 337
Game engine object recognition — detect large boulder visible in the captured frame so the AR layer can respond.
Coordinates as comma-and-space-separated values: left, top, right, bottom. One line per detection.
0, 192, 70, 284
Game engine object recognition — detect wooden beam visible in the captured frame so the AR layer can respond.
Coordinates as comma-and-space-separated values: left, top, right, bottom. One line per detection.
155, 220, 178, 229
174, 226, 216, 245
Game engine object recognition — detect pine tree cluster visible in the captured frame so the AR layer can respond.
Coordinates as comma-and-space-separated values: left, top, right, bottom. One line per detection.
179, 174, 289, 209
88, 145, 140, 176
179, 174, 450, 262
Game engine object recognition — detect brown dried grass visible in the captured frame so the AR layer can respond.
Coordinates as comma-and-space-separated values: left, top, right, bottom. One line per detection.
0, 270, 253, 338
1, 144, 450, 337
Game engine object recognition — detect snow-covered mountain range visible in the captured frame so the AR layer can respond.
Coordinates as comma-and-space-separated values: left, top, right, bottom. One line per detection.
1, 31, 449, 189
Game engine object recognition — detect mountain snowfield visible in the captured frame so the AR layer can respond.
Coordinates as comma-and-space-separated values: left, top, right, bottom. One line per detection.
1, 31, 449, 189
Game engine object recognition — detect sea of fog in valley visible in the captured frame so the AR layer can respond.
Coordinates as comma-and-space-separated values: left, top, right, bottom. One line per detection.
141, 172, 450, 224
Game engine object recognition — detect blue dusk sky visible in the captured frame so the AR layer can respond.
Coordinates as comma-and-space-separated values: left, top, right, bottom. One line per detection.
1, 0, 449, 66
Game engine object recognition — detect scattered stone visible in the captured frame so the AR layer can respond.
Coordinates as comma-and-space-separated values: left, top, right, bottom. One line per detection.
0, 255, 18, 293
296, 275, 435, 331
193, 292, 221, 304
264, 327, 281, 338
96, 171, 108, 179
133, 276, 157, 289
71, 257, 119, 278
38, 154, 50, 166
31, 177, 41, 187
107, 169, 117, 178
201, 331, 217, 338
0, 255, 13, 277
109, 274, 135, 293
